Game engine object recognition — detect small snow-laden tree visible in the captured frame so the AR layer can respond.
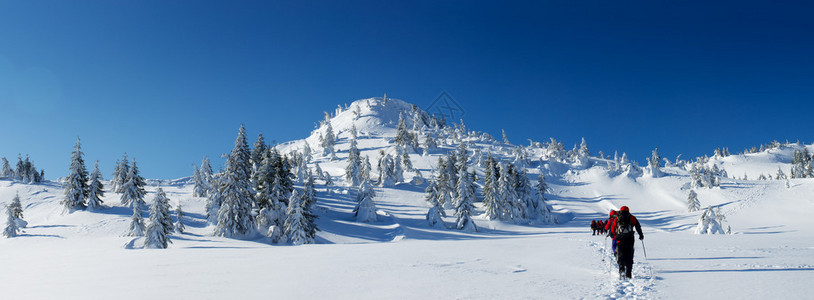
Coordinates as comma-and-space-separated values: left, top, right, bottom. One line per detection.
61, 138, 89, 211
425, 177, 445, 227
378, 154, 396, 187
200, 156, 214, 195
502, 129, 510, 145
482, 156, 502, 220
9, 192, 26, 228
284, 190, 312, 245
128, 203, 145, 237
576, 137, 591, 168
205, 173, 224, 223
648, 147, 663, 178
423, 132, 438, 156
251, 133, 268, 172
153, 188, 174, 233
215, 125, 256, 238
174, 205, 186, 234
353, 179, 378, 222
120, 159, 147, 209
303, 141, 313, 163
687, 190, 701, 212
393, 153, 405, 184
3, 205, 21, 238
301, 174, 319, 240
323, 172, 334, 186
144, 191, 173, 249
314, 162, 324, 180
362, 156, 372, 181
454, 166, 478, 232
86, 161, 105, 210
345, 133, 363, 187
395, 112, 410, 148
694, 206, 725, 234
321, 121, 338, 161
192, 165, 207, 197
436, 157, 452, 209
533, 170, 556, 224
401, 149, 414, 172
14, 154, 24, 181
111, 153, 130, 193
515, 168, 536, 221
775, 167, 788, 180
1, 157, 14, 179
497, 162, 517, 221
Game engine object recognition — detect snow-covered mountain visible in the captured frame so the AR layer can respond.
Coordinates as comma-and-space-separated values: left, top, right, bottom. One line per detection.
2, 97, 814, 299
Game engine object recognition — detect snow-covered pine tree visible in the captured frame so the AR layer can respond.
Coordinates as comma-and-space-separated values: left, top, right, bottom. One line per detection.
497, 162, 517, 221
200, 156, 214, 195
14, 154, 24, 181
393, 153, 405, 184
345, 131, 363, 187
353, 178, 378, 222
502, 129, 510, 145
9, 192, 26, 228
378, 153, 396, 187
423, 132, 437, 156
776, 167, 787, 180
205, 173, 224, 223
61, 138, 89, 211
128, 202, 145, 236
648, 147, 663, 177
425, 176, 445, 227
215, 125, 256, 237
86, 161, 105, 210
111, 153, 130, 193
515, 168, 536, 221
482, 156, 501, 220
533, 170, 556, 224
687, 190, 701, 212
303, 141, 313, 163
144, 189, 173, 249
174, 205, 186, 234
283, 190, 312, 245
192, 165, 207, 197
395, 112, 409, 148
0, 157, 13, 179
362, 156, 372, 181
3, 205, 21, 238
401, 149, 414, 172
322, 119, 338, 161
436, 157, 452, 209
120, 159, 147, 209
577, 137, 591, 168
694, 206, 725, 234
251, 133, 268, 172
455, 166, 477, 232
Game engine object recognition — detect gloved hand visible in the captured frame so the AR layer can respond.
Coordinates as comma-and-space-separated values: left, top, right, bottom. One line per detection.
639, 235, 644, 240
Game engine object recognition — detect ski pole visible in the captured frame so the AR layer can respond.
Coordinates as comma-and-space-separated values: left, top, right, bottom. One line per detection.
641, 238, 648, 261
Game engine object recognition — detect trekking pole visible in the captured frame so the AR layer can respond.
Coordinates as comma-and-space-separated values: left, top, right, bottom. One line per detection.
640, 238, 648, 261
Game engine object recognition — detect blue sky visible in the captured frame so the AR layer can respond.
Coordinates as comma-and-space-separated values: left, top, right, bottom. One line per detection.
1, 1, 813, 179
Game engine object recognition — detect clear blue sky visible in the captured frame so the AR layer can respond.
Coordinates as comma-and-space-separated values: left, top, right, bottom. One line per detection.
1, 1, 813, 179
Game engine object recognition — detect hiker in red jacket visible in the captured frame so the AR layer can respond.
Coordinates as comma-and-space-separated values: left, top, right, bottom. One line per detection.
591, 220, 598, 235
605, 210, 618, 254
608, 206, 644, 279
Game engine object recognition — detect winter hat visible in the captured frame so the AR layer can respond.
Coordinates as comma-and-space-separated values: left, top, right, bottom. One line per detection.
609, 210, 617, 217
620, 206, 629, 212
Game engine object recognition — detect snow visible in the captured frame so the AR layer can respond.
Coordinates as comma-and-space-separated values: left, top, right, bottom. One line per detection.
2, 97, 814, 299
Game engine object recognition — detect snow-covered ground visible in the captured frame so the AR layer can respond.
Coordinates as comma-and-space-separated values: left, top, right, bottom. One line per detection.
2, 97, 813, 299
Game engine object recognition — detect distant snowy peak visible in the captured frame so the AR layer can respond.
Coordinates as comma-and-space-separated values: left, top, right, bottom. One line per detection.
280, 96, 434, 151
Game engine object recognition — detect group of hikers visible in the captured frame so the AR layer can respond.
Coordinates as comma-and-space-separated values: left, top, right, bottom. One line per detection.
590, 219, 608, 235
591, 206, 645, 279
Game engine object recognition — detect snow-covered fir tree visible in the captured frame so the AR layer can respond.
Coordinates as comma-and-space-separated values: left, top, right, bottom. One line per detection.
174, 205, 186, 234
86, 161, 105, 210
353, 178, 378, 222
251, 133, 268, 171
111, 153, 130, 193
61, 137, 88, 211
423, 132, 437, 156
8, 192, 26, 229
3, 205, 21, 238
200, 156, 214, 195
482, 156, 502, 220
425, 176, 445, 227
345, 131, 363, 187
648, 147, 663, 178
321, 118, 338, 160
192, 165, 207, 197
144, 189, 173, 249
128, 203, 145, 237
362, 156, 372, 181
687, 190, 701, 212
394, 112, 411, 149
694, 206, 726, 234
120, 159, 147, 209
576, 137, 591, 168
515, 168, 536, 221
0, 157, 13, 179
205, 173, 224, 223
283, 190, 313, 245
502, 129, 510, 144
497, 162, 518, 220
455, 166, 477, 232
533, 170, 556, 224
436, 157, 452, 209
215, 125, 256, 238
776, 167, 788, 180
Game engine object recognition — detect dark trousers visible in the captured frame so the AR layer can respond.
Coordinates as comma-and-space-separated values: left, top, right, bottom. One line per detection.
616, 237, 635, 278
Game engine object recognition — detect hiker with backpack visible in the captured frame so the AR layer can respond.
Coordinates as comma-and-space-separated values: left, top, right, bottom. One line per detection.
604, 210, 618, 254
608, 206, 644, 279
591, 220, 598, 235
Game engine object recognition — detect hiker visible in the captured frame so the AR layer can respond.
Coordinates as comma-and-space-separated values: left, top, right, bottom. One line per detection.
598, 220, 604, 234
604, 210, 618, 254
591, 220, 597, 235
608, 206, 644, 279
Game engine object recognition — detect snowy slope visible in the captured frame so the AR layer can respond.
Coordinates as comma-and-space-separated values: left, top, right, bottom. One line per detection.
2, 97, 814, 299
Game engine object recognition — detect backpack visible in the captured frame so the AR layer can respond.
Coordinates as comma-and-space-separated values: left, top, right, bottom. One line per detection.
615, 211, 634, 239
